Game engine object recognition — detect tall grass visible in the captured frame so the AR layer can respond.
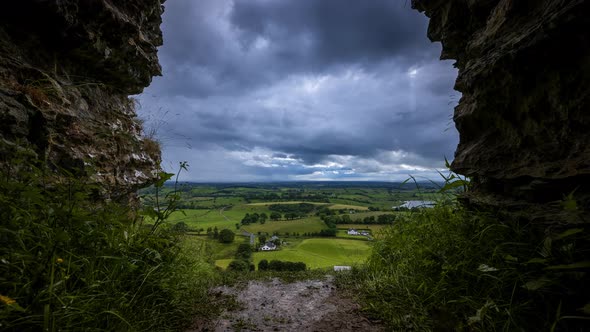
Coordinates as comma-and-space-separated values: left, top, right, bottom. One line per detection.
0, 147, 215, 331
338, 201, 590, 331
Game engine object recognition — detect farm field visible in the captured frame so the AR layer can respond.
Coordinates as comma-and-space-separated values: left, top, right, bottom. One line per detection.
248, 238, 372, 269
241, 217, 326, 235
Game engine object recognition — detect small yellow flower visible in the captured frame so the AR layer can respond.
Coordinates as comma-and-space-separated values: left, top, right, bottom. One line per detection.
56, 258, 64, 264
0, 294, 16, 305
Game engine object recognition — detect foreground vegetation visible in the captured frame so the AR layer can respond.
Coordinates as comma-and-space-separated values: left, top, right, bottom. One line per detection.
5, 156, 587, 331
338, 202, 590, 331
0, 156, 217, 331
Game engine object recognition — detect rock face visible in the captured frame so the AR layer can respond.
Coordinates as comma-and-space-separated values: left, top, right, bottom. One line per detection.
0, 0, 165, 199
413, 0, 590, 221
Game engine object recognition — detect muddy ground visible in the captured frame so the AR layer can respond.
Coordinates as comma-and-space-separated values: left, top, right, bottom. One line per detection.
187, 275, 383, 332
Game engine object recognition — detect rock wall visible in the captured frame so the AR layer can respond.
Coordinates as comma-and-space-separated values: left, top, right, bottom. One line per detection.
0, 0, 165, 199
413, 0, 590, 222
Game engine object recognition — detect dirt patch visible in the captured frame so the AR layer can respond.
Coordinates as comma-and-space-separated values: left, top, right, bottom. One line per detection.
187, 276, 382, 332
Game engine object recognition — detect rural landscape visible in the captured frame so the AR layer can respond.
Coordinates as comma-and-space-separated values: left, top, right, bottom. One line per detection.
140, 181, 441, 271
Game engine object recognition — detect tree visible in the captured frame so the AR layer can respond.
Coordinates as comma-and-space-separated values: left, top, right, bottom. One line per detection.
270, 212, 281, 221
227, 259, 249, 271
171, 221, 188, 233
235, 243, 252, 260
213, 226, 219, 238
218, 229, 235, 243
258, 259, 269, 271
258, 235, 267, 247
260, 213, 268, 224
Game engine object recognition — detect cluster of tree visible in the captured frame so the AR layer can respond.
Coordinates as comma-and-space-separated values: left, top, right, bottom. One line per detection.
235, 243, 253, 260
206, 226, 235, 243
268, 203, 316, 215
352, 214, 396, 224
318, 212, 396, 225
240, 192, 330, 202
171, 221, 189, 233
227, 259, 255, 272
227, 243, 255, 271
241, 212, 268, 225
206, 226, 219, 238
258, 259, 306, 271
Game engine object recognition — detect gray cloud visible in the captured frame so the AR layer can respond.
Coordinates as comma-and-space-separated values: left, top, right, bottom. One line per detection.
138, 0, 459, 182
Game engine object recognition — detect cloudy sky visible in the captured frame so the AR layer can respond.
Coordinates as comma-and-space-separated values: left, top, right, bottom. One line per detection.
137, 0, 460, 182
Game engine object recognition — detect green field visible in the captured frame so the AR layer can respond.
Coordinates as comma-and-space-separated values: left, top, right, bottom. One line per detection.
141, 182, 442, 271
242, 217, 327, 235
328, 204, 369, 210
250, 238, 371, 269
246, 201, 328, 206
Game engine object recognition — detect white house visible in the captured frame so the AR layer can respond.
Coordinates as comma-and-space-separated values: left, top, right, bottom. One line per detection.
347, 229, 359, 235
334, 266, 352, 271
260, 242, 277, 251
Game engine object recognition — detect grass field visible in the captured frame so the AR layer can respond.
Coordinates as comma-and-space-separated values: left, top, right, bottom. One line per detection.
167, 209, 237, 230
246, 201, 328, 206
242, 217, 327, 235
328, 204, 369, 210
251, 238, 371, 269
183, 235, 249, 261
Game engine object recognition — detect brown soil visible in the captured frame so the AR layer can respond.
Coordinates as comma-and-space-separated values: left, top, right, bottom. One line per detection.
187, 276, 383, 332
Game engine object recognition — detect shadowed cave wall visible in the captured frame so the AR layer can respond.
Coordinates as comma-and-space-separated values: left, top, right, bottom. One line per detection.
0, 0, 165, 200
413, 0, 590, 222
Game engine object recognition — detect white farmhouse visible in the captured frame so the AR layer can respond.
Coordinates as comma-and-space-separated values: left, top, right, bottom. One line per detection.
260, 242, 277, 251
347, 229, 359, 235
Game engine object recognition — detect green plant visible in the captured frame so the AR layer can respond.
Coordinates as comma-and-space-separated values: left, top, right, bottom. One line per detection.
140, 161, 189, 235
344, 201, 590, 331
0, 147, 213, 331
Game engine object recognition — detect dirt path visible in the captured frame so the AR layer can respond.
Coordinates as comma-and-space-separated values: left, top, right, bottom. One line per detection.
219, 206, 236, 222
187, 276, 382, 332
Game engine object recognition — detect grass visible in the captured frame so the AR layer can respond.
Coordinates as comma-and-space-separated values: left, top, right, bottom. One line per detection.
241, 217, 327, 235
250, 238, 371, 269
184, 235, 249, 261
328, 204, 369, 210
246, 201, 328, 206
168, 209, 237, 231
0, 155, 217, 331
339, 203, 590, 331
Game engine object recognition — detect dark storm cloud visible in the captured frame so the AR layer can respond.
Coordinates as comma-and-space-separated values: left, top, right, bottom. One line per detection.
231, 0, 433, 65
149, 0, 439, 98
139, 0, 460, 182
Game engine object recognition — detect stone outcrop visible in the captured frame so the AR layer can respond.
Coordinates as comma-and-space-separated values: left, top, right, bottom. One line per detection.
0, 0, 165, 199
413, 0, 590, 222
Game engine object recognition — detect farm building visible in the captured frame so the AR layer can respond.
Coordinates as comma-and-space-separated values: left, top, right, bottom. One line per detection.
260, 242, 277, 251
347, 229, 359, 235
